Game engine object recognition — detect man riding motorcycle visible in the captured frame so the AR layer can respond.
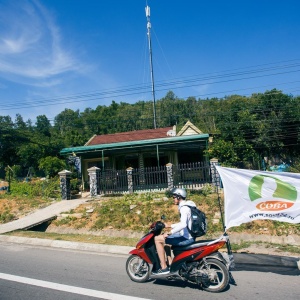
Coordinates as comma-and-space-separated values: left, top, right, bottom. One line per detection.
153, 188, 196, 274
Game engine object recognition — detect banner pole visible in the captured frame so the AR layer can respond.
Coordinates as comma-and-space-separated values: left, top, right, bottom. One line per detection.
214, 165, 233, 256
216, 183, 226, 232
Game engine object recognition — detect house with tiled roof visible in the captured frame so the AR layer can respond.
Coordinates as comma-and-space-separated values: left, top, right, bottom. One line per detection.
60, 121, 210, 190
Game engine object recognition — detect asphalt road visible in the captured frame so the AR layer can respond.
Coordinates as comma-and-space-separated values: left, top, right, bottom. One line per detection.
0, 241, 299, 300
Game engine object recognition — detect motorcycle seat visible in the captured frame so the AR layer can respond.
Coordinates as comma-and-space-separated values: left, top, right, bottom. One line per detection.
172, 239, 215, 252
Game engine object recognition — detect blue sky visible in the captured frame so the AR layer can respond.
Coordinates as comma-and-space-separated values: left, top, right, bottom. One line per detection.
0, 0, 300, 123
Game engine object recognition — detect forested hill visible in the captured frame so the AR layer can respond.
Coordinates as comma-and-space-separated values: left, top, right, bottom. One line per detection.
1, 89, 300, 178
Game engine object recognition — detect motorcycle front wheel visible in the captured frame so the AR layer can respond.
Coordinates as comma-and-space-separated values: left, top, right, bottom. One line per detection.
126, 255, 150, 283
200, 258, 229, 293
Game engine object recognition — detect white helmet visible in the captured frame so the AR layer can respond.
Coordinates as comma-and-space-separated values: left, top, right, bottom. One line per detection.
172, 188, 187, 200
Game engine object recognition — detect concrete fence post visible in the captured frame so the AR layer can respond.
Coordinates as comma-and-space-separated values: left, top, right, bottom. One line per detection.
166, 163, 174, 190
87, 166, 100, 197
126, 167, 134, 194
210, 158, 219, 187
58, 170, 72, 200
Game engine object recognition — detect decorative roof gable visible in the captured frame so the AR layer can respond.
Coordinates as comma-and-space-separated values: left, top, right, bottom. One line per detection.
177, 121, 203, 136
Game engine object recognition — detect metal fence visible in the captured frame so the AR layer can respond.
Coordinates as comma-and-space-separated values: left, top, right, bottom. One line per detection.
96, 162, 212, 194
173, 162, 211, 189
97, 169, 128, 194
132, 166, 168, 191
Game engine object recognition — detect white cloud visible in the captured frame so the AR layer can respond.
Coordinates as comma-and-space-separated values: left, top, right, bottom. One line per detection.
192, 83, 212, 95
0, 0, 82, 85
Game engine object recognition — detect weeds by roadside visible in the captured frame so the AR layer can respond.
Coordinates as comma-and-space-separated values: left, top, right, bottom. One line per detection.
6, 230, 139, 247
0, 195, 58, 224
230, 240, 300, 254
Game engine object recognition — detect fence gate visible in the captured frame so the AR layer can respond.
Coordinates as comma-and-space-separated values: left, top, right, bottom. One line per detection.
132, 165, 168, 191
97, 169, 128, 194
173, 162, 211, 189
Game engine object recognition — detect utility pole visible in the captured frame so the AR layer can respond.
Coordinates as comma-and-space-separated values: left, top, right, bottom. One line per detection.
145, 4, 157, 129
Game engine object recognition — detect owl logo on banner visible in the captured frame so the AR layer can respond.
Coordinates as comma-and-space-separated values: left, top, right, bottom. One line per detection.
215, 166, 300, 228
248, 175, 297, 212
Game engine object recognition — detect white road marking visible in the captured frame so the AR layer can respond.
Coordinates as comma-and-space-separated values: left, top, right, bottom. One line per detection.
0, 272, 152, 300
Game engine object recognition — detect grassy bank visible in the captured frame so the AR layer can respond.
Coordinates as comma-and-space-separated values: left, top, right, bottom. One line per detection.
1, 190, 300, 256
48, 191, 300, 237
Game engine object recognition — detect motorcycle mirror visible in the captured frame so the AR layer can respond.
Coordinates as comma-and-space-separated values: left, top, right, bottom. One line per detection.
161, 215, 166, 220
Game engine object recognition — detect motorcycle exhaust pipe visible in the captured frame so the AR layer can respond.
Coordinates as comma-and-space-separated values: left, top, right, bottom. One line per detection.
150, 271, 181, 280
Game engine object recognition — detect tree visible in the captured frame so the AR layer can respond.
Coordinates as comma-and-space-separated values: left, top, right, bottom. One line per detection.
0, 115, 20, 168
36, 115, 51, 137
17, 144, 44, 175
38, 156, 66, 178
14, 114, 26, 130
53, 109, 85, 146
206, 139, 238, 166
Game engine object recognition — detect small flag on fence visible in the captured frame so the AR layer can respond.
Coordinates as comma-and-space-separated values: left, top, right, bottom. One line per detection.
215, 166, 300, 229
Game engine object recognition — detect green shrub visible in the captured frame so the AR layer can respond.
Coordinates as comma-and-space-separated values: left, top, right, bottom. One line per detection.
0, 211, 15, 223
38, 156, 66, 178
70, 178, 81, 192
165, 190, 173, 198
9, 178, 60, 199
55, 216, 76, 226
5, 165, 23, 180
190, 184, 214, 196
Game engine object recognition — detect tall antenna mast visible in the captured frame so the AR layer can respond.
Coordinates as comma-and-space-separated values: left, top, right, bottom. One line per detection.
145, 4, 157, 129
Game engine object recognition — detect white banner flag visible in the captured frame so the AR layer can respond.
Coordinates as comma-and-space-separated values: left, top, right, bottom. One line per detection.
215, 166, 300, 229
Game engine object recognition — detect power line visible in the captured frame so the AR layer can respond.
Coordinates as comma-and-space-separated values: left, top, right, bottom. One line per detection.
1, 59, 300, 111
2, 89, 300, 132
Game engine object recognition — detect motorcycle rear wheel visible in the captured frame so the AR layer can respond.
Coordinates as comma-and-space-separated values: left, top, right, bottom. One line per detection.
200, 258, 229, 293
126, 255, 150, 283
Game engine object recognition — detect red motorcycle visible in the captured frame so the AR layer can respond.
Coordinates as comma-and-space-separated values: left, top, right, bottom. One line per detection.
126, 220, 235, 293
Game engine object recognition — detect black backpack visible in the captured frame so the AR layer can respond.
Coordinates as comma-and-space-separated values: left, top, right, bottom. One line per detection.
184, 205, 207, 237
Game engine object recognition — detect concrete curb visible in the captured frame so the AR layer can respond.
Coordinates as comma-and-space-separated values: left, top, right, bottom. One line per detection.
0, 235, 133, 255
0, 235, 299, 270
233, 253, 299, 269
